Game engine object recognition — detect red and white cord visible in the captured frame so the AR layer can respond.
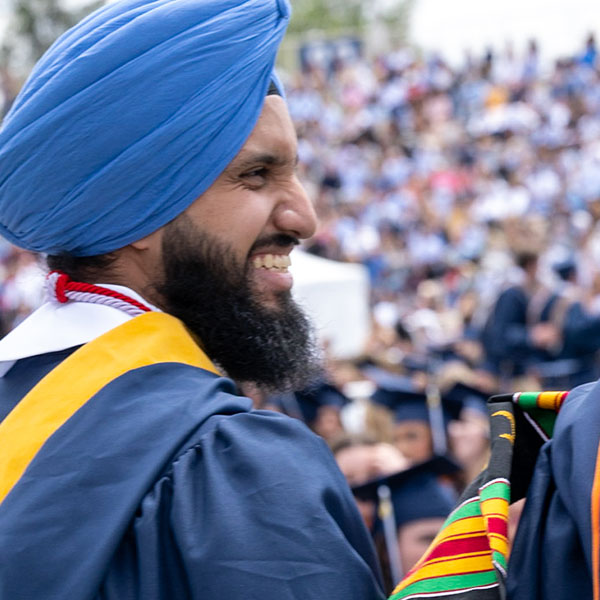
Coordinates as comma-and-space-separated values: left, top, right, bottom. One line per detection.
46, 271, 153, 317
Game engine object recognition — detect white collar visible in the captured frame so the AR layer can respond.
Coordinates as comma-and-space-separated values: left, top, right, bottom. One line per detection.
0, 284, 160, 376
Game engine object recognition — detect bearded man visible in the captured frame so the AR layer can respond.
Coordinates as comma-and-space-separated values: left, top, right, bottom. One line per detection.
0, 1, 384, 598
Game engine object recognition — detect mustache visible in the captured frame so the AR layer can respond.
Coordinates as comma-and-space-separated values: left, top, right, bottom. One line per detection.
249, 234, 299, 254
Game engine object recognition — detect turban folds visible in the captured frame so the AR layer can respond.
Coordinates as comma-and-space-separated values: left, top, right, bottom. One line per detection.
0, 0, 290, 256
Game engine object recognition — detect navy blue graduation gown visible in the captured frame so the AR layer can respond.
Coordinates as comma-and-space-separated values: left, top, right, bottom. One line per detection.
507, 381, 600, 599
0, 317, 384, 600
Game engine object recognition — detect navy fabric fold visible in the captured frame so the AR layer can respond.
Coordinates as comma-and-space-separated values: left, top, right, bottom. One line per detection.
507, 381, 599, 599
0, 362, 384, 599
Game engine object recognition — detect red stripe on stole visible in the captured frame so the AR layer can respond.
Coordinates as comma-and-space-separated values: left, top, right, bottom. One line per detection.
423, 533, 491, 563
485, 516, 508, 538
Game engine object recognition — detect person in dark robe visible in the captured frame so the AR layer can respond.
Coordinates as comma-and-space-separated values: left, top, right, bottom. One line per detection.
0, 1, 384, 598
352, 457, 459, 594
371, 384, 466, 466
266, 380, 350, 444
481, 251, 548, 380
532, 259, 600, 388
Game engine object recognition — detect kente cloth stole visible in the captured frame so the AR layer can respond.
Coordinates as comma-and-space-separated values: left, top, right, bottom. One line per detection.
0, 311, 218, 505
389, 391, 568, 600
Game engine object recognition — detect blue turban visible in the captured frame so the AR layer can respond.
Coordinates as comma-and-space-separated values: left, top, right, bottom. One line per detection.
0, 0, 290, 256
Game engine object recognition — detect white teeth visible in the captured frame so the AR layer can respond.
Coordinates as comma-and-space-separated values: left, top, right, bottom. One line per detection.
252, 253, 291, 271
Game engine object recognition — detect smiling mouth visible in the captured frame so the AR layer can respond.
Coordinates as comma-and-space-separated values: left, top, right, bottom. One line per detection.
252, 253, 291, 272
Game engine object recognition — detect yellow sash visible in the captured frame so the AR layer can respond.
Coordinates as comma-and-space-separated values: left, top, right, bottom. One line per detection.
0, 311, 217, 504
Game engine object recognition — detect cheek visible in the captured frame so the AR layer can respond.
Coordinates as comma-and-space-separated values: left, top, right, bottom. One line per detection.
398, 532, 429, 572
185, 191, 271, 251
394, 423, 433, 461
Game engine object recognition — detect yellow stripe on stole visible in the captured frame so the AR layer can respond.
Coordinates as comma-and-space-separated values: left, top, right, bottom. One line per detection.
481, 498, 509, 557
434, 516, 486, 540
0, 312, 218, 505
398, 552, 493, 589
536, 391, 566, 411
487, 533, 509, 557
480, 498, 508, 516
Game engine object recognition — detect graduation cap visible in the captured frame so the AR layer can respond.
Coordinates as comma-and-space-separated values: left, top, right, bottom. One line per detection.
373, 383, 488, 457
360, 365, 420, 413
360, 364, 417, 397
351, 456, 460, 584
371, 389, 429, 422
370, 387, 466, 423
372, 380, 491, 422
443, 381, 490, 415
282, 381, 350, 424
351, 455, 460, 513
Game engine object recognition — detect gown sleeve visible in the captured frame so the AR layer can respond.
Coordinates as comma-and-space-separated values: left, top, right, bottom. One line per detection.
99, 409, 385, 600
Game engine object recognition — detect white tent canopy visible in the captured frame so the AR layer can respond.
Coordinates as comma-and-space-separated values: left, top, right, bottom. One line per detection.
290, 250, 371, 360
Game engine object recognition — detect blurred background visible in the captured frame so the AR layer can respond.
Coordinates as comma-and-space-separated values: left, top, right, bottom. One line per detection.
2, 0, 600, 590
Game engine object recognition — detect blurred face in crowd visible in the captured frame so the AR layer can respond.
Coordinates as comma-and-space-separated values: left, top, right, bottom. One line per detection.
335, 442, 409, 531
335, 444, 379, 530
393, 420, 433, 465
312, 405, 345, 442
335, 444, 380, 487
448, 409, 490, 472
335, 442, 408, 486
151, 97, 321, 391
397, 517, 446, 573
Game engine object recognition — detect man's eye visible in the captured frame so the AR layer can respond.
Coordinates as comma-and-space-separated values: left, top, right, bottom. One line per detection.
242, 168, 267, 179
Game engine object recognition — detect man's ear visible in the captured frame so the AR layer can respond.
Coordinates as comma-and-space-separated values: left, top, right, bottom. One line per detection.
129, 227, 163, 252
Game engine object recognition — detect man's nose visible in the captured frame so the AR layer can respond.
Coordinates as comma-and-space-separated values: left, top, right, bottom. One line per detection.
273, 177, 317, 240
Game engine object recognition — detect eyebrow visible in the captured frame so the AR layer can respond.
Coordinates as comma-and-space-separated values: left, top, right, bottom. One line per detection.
231, 152, 299, 171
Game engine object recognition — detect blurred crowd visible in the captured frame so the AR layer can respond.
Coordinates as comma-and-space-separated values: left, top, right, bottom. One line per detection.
3, 30, 600, 592
285, 32, 600, 391
276, 33, 600, 590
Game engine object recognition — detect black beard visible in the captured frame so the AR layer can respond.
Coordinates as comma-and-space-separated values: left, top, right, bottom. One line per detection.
153, 216, 322, 394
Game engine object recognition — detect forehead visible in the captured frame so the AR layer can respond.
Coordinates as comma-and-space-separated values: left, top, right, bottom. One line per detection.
231, 95, 297, 163
336, 444, 373, 468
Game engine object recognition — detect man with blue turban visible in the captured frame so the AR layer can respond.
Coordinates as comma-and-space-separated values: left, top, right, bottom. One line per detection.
0, 1, 384, 598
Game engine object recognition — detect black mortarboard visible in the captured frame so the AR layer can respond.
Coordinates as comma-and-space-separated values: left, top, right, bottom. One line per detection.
371, 387, 465, 424
369, 378, 484, 456
373, 389, 430, 422
361, 364, 417, 396
293, 382, 350, 424
443, 382, 490, 415
351, 456, 459, 527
